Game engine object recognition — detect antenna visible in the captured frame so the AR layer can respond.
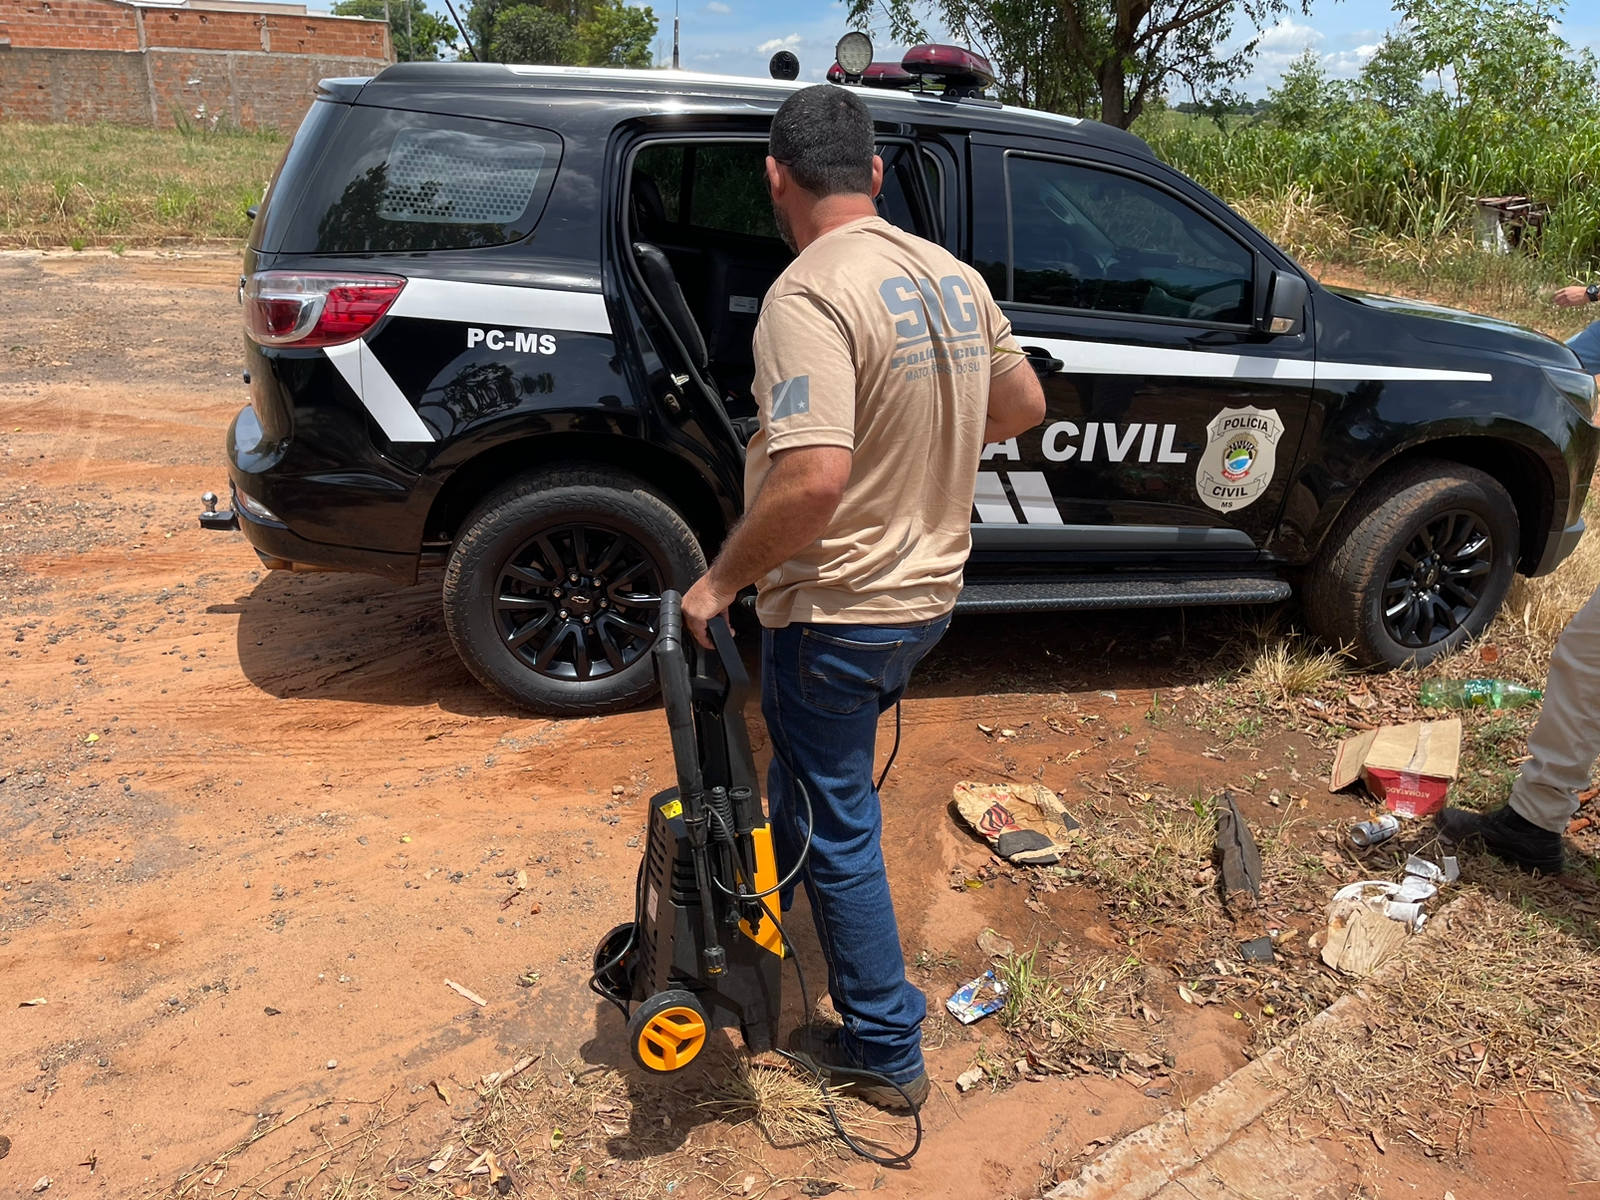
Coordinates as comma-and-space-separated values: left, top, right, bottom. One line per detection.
671, 0, 680, 69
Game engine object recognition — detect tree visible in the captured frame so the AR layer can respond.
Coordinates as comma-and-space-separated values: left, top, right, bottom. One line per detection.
462, 0, 655, 67
1397, 0, 1598, 119
494, 4, 580, 62
1267, 46, 1348, 128
1356, 30, 1425, 114
330, 0, 452, 61
850, 0, 1311, 129
575, 0, 657, 67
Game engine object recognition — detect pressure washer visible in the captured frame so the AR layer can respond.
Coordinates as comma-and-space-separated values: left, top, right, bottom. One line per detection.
589, 592, 922, 1164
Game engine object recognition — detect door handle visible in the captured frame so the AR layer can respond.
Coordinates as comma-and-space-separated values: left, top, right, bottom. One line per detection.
1021, 345, 1065, 377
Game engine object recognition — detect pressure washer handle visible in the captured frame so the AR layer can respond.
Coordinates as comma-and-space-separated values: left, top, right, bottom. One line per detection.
655, 591, 704, 802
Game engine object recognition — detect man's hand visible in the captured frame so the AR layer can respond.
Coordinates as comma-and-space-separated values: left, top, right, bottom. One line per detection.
681, 445, 853, 647
1554, 285, 1592, 308
682, 572, 741, 650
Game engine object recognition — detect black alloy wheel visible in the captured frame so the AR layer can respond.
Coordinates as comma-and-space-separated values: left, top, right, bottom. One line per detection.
443, 466, 706, 715
1303, 459, 1519, 669
1380, 509, 1495, 650
496, 524, 663, 681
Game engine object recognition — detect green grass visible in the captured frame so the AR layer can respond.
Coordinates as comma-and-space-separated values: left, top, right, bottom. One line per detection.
0, 122, 286, 247
1135, 108, 1600, 336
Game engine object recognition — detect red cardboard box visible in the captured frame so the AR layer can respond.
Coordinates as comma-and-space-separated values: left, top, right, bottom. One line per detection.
1330, 719, 1462, 818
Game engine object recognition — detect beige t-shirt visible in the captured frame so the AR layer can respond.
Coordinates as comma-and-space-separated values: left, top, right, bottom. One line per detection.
746, 215, 1024, 627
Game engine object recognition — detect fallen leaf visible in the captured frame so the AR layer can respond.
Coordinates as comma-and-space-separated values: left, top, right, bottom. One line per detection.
426, 1144, 454, 1173
84, 733, 99, 744
1370, 1128, 1387, 1154
976, 928, 1014, 957
550, 1127, 565, 1152
444, 979, 488, 1007
977, 723, 995, 735
431, 1080, 452, 1105
19, 998, 46, 1007
485, 1149, 509, 1194
1176, 984, 1197, 1005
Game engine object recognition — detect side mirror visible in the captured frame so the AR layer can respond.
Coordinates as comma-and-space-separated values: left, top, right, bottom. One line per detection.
1262, 269, 1308, 336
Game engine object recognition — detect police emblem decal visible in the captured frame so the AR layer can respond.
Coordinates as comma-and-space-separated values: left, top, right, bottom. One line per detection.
1195, 406, 1284, 512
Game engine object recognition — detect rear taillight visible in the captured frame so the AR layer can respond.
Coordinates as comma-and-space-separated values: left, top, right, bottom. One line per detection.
243, 272, 405, 347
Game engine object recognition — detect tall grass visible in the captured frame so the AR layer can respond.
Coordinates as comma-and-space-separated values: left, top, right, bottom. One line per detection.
0, 122, 285, 247
1140, 109, 1600, 274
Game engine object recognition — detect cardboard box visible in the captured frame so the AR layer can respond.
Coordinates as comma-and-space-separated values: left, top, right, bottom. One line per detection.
1330, 719, 1462, 818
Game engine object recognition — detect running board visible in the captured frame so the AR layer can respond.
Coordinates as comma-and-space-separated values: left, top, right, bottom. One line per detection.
954, 574, 1292, 614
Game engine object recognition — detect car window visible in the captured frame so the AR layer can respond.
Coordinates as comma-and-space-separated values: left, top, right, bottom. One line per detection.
633, 144, 683, 229
875, 142, 932, 238
686, 144, 780, 240
280, 107, 561, 254
1007, 155, 1253, 324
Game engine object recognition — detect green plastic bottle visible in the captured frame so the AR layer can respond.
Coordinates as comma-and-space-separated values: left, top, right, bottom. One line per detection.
1418, 678, 1543, 709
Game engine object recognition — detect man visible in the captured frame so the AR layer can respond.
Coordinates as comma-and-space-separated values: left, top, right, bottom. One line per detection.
1554, 281, 1600, 375
1437, 584, 1600, 874
681, 84, 1046, 1109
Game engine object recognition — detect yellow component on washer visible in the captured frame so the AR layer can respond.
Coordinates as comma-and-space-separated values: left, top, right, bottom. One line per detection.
738, 823, 784, 958
634, 1005, 707, 1072
659, 798, 683, 819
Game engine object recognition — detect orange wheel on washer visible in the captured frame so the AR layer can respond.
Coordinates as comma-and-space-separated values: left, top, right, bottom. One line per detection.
628, 989, 708, 1073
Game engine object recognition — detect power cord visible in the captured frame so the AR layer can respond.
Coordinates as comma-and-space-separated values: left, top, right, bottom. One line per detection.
875, 699, 903, 792
761, 765, 923, 1166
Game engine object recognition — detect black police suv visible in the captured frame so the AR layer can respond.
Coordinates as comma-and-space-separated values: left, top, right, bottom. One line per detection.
214, 52, 1599, 716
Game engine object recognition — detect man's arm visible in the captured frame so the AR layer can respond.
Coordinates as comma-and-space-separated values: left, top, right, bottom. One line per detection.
681, 445, 853, 647
1555, 285, 1596, 308
985, 361, 1047, 444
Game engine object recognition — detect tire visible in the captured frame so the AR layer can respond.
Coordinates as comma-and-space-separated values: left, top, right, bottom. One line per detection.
627, 989, 708, 1074
1303, 459, 1519, 669
442, 466, 706, 715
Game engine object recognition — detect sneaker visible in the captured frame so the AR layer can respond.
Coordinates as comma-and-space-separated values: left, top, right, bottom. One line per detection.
1436, 804, 1563, 874
785, 1025, 928, 1112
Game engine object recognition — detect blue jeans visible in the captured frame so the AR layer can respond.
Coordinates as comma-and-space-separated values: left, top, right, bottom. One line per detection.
761, 617, 950, 1085
1570, 320, 1600, 374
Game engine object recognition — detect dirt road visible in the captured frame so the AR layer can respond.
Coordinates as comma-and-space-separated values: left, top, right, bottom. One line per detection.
0, 250, 1583, 1199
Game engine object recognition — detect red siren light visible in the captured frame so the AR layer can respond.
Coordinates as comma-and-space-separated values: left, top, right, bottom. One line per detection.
900, 43, 995, 89
826, 61, 919, 87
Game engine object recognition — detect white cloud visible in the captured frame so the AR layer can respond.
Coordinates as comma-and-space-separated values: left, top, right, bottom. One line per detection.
1256, 17, 1322, 52
704, 1, 730, 12
757, 32, 801, 53
1323, 43, 1380, 75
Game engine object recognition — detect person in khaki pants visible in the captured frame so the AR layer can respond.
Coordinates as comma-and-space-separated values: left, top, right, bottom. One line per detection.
1438, 584, 1600, 873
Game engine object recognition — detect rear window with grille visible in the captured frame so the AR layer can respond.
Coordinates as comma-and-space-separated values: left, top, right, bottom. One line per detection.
278, 107, 561, 254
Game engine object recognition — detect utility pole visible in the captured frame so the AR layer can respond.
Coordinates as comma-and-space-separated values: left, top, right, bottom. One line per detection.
671, 0, 679, 68
404, 0, 412, 60
383, 0, 391, 60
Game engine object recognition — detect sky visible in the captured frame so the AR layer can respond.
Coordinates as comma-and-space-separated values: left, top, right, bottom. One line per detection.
608, 0, 1599, 101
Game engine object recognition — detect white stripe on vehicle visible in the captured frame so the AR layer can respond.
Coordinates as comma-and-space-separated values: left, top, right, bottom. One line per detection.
1021, 337, 1492, 384
1006, 471, 1064, 525
324, 340, 436, 444
387, 278, 612, 334
973, 471, 1018, 524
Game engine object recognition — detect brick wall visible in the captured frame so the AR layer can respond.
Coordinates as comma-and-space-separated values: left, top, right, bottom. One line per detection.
1, 0, 140, 50
0, 45, 386, 130
0, 0, 391, 131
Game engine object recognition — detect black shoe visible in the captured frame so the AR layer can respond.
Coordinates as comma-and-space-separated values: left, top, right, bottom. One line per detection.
785, 1025, 928, 1112
1436, 804, 1563, 874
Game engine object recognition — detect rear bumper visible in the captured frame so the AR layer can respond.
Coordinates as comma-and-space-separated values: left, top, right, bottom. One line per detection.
1532, 518, 1586, 577
234, 497, 420, 583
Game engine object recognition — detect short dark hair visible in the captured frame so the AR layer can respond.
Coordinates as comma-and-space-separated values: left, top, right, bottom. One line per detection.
769, 85, 875, 198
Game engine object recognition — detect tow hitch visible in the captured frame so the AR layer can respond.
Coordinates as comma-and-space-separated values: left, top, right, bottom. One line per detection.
198, 491, 239, 532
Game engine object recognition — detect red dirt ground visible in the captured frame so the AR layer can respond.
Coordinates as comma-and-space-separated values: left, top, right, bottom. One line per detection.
0, 250, 1589, 1199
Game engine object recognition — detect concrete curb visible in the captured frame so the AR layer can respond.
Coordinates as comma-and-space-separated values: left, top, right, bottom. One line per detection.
1042, 993, 1361, 1200
1044, 895, 1470, 1200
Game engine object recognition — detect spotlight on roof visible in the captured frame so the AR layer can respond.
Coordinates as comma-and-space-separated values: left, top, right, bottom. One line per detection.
768, 49, 800, 80
833, 31, 873, 80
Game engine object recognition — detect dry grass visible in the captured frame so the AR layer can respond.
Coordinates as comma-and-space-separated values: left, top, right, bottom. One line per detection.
1068, 795, 1220, 923
699, 1056, 912, 1160
1245, 635, 1348, 703
0, 122, 283, 248
996, 949, 1138, 1053
1271, 893, 1600, 1153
